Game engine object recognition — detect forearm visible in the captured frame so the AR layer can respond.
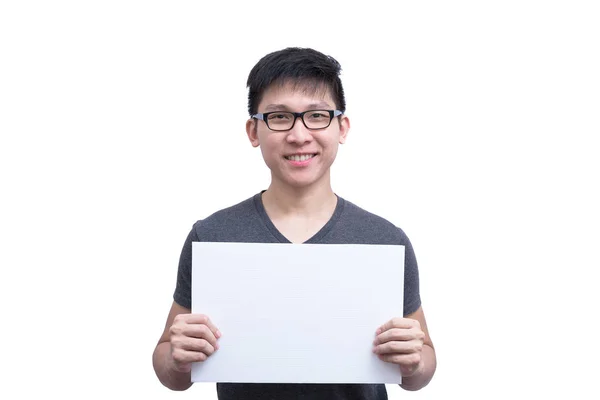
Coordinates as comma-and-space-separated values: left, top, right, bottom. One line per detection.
152, 341, 193, 391
400, 344, 436, 391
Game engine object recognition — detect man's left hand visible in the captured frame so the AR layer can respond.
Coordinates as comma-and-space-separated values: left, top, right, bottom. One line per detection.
373, 317, 425, 377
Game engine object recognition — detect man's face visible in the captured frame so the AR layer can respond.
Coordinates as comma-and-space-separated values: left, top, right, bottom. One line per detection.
246, 83, 350, 190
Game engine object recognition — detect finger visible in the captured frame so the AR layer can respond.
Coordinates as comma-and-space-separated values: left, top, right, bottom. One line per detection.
172, 346, 210, 365
185, 314, 222, 339
171, 330, 219, 356
377, 352, 421, 367
183, 324, 220, 349
376, 318, 416, 335
373, 339, 423, 355
374, 327, 420, 345
180, 337, 218, 356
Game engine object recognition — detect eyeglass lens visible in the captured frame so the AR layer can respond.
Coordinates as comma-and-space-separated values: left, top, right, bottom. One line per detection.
267, 111, 331, 130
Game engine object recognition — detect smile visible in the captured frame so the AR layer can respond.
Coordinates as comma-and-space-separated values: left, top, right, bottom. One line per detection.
284, 154, 317, 162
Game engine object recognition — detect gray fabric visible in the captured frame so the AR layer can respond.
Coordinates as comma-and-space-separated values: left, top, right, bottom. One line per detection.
173, 192, 421, 399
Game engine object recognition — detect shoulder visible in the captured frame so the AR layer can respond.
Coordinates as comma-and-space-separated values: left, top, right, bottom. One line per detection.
334, 197, 411, 245
191, 193, 264, 242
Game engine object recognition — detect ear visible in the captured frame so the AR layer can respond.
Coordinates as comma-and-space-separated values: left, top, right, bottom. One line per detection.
338, 114, 350, 144
246, 118, 260, 147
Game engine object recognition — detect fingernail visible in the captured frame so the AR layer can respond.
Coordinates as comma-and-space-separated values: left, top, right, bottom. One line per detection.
216, 330, 222, 338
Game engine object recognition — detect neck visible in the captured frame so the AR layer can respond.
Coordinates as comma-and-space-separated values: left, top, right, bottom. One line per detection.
262, 176, 337, 217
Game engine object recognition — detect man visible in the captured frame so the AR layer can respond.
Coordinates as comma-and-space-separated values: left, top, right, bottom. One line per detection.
152, 47, 436, 399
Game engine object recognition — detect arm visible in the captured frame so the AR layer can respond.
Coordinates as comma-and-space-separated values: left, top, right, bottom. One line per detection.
152, 301, 193, 391
152, 301, 221, 391
373, 306, 437, 391
397, 306, 436, 391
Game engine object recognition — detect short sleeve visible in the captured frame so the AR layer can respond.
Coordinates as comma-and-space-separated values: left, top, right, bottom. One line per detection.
173, 225, 199, 309
399, 228, 421, 316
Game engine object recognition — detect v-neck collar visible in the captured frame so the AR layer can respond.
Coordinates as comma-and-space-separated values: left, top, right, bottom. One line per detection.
253, 190, 345, 244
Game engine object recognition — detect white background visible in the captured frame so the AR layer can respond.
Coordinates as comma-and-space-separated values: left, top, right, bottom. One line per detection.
1, 1, 599, 399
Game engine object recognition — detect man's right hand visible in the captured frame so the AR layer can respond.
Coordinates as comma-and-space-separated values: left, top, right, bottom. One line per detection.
169, 313, 221, 373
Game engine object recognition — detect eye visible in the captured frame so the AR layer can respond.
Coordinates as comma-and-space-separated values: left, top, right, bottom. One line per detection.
307, 112, 328, 120
267, 113, 291, 120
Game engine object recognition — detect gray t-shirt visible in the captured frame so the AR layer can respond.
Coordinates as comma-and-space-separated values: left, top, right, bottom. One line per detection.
174, 192, 421, 400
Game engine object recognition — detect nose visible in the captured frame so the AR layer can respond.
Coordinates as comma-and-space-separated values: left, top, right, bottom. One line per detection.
286, 117, 313, 144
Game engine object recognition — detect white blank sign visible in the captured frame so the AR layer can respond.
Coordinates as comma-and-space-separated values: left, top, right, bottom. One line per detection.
191, 242, 404, 384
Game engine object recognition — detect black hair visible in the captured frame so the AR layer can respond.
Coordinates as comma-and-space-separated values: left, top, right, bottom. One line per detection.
246, 47, 346, 116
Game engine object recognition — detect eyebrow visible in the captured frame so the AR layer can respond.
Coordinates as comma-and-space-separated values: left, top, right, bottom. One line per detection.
264, 102, 333, 112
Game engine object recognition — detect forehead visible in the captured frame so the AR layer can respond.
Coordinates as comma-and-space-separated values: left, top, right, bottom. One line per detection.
259, 80, 335, 110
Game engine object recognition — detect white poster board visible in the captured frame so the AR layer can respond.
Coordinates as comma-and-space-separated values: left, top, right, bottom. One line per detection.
191, 242, 404, 384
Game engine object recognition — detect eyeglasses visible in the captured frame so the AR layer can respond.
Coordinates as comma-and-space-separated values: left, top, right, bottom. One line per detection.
252, 109, 343, 131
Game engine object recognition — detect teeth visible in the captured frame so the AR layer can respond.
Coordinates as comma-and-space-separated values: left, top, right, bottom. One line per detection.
286, 154, 314, 161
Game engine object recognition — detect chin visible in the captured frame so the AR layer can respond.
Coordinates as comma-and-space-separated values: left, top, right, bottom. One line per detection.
283, 173, 328, 189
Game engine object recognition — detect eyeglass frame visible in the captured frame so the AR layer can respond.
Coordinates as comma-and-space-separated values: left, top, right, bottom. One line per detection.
251, 109, 343, 131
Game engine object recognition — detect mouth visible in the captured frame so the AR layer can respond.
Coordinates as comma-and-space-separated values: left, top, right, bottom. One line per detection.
284, 153, 317, 162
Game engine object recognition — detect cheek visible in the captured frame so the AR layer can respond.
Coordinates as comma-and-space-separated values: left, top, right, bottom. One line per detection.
327, 145, 340, 161
320, 136, 340, 154
258, 138, 280, 166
